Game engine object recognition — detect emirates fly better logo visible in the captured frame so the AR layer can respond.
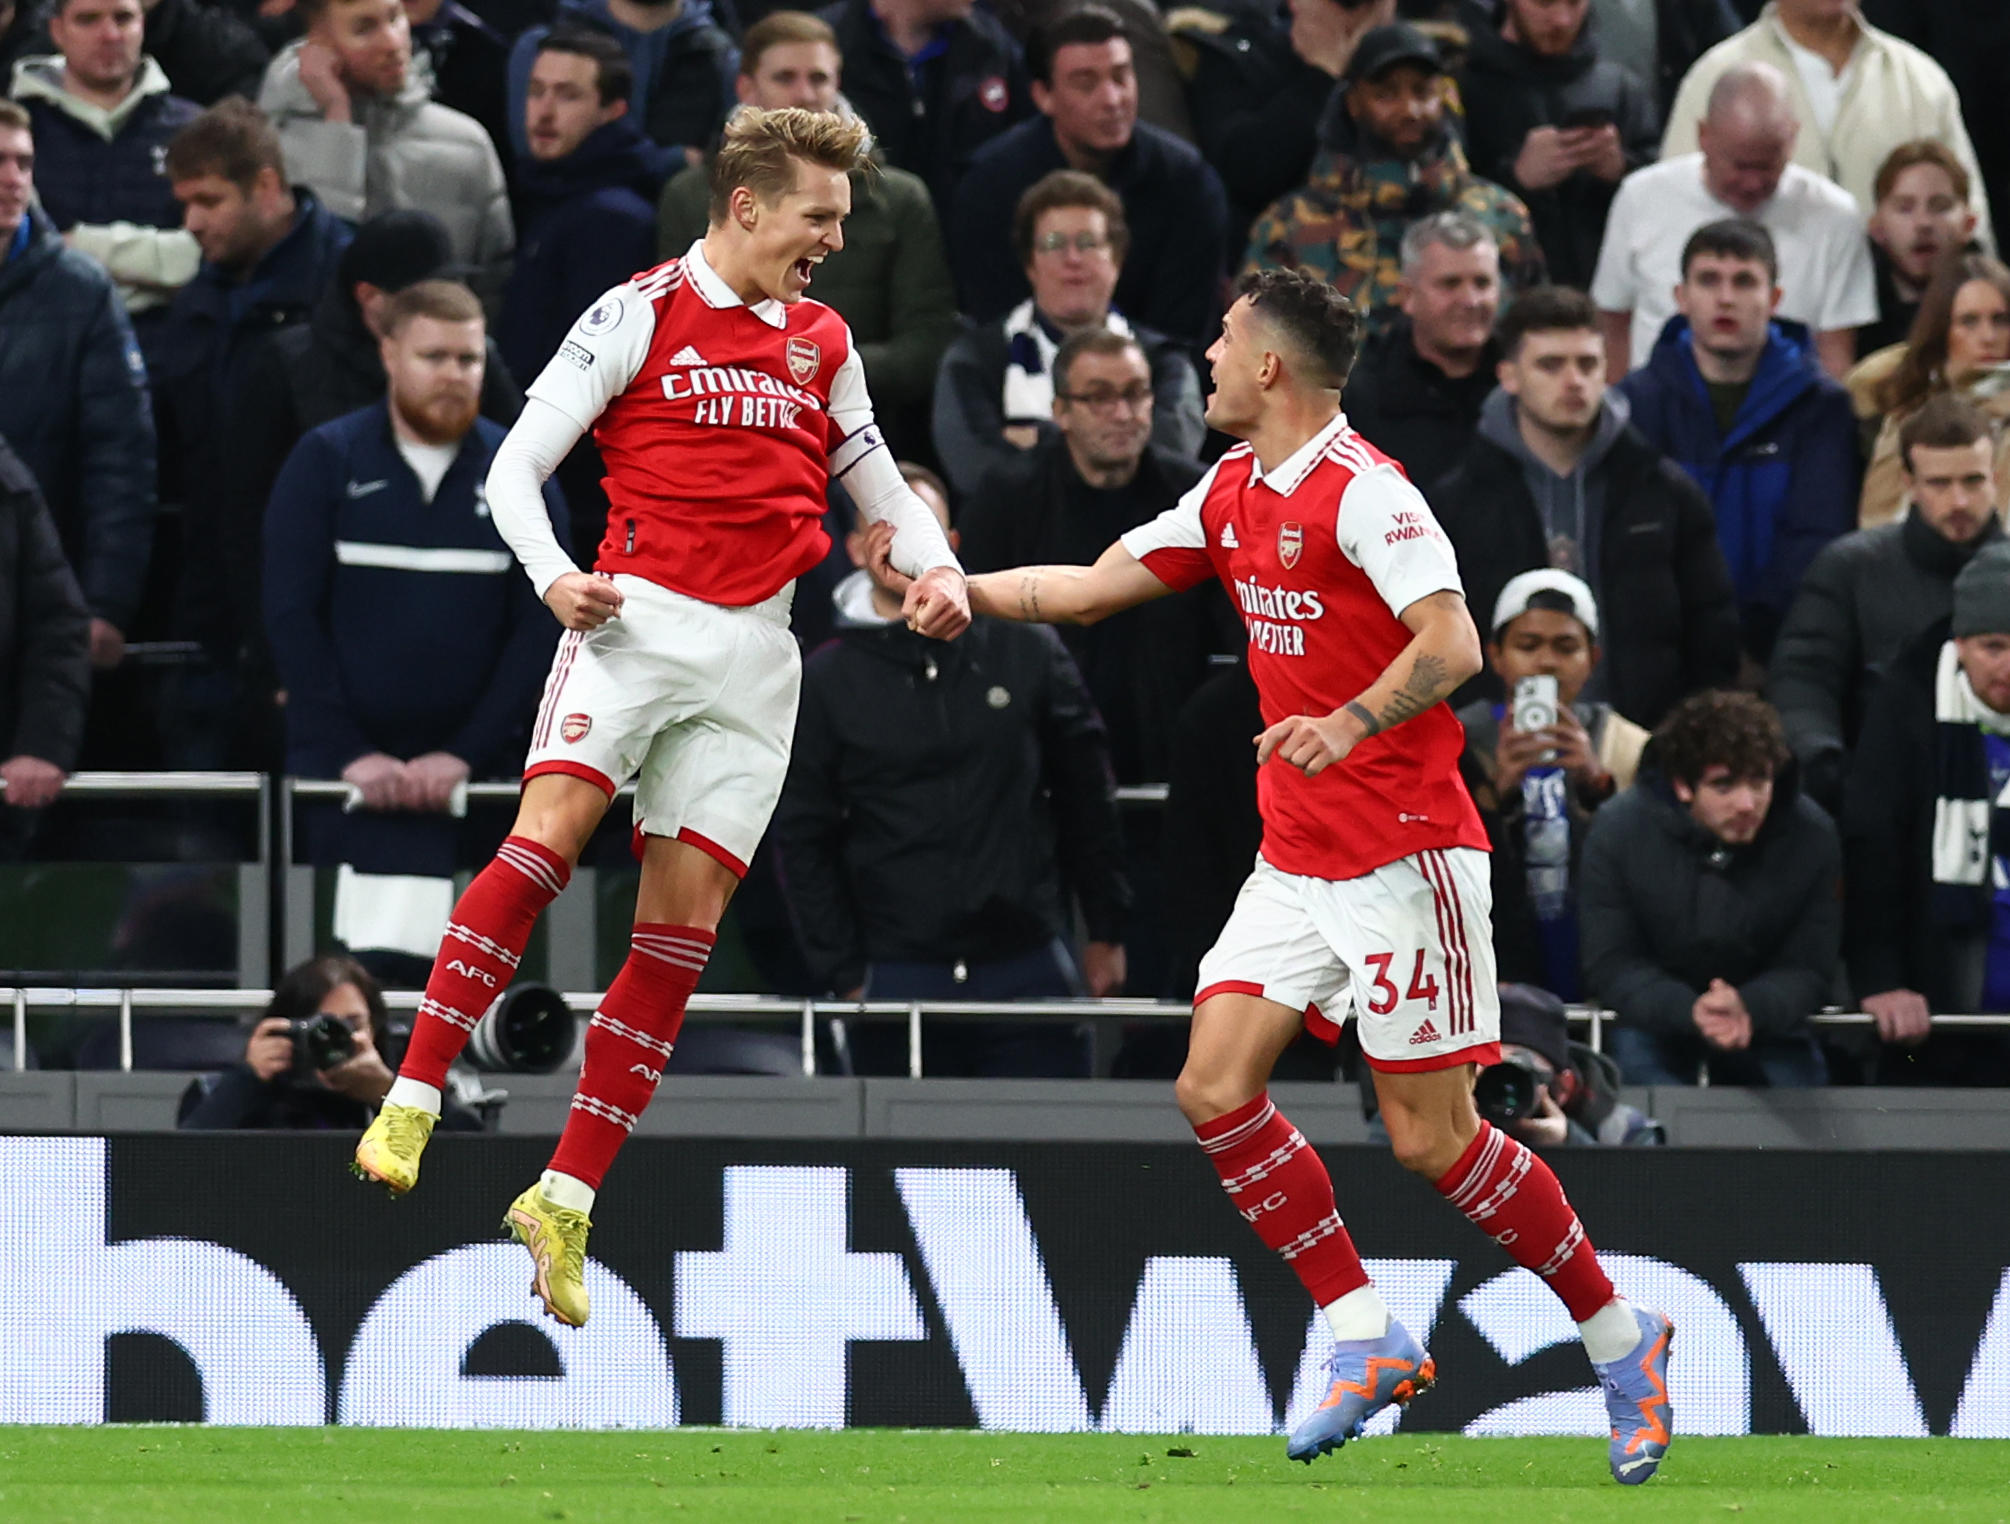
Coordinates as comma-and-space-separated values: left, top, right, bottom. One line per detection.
1278, 522, 1304, 570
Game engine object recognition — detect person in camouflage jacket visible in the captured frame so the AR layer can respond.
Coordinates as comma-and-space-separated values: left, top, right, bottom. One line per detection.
1241, 22, 1544, 336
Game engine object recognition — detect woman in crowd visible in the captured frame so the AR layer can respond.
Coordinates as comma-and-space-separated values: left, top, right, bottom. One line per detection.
1851, 251, 2010, 527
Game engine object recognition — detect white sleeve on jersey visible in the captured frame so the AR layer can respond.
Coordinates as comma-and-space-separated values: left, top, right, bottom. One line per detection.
523, 281, 658, 430
1118, 459, 1221, 581
490, 283, 658, 598
826, 342, 960, 579
487, 398, 587, 599
1333, 463, 1466, 619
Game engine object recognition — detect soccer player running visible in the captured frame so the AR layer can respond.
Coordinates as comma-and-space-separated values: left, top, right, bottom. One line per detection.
877, 269, 1672, 1484
350, 107, 970, 1326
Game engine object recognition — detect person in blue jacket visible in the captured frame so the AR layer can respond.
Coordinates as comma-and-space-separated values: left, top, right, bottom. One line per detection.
1619, 217, 1861, 663
263, 279, 568, 980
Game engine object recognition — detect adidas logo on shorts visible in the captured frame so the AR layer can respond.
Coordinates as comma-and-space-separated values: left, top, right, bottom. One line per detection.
1409, 1018, 1443, 1046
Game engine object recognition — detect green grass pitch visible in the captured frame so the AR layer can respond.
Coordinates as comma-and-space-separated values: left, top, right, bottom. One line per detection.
2, 1428, 2005, 1524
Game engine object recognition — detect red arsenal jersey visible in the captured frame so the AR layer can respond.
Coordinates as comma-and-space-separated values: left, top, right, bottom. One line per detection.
1121, 413, 1488, 880
525, 243, 882, 607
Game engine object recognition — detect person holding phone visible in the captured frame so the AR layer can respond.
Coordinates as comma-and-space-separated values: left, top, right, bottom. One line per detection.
1456, 0, 1661, 288
1457, 569, 1647, 1001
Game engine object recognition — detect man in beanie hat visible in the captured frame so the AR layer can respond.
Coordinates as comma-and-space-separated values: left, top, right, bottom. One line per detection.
219, 208, 525, 764
1842, 537, 2010, 1084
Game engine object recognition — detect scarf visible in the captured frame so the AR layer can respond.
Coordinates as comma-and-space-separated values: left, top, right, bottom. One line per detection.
1931, 639, 2010, 926
1001, 300, 1134, 428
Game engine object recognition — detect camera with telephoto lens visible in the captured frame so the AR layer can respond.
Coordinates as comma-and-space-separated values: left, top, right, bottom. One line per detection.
1473, 1050, 1547, 1125
289, 1012, 356, 1073
465, 982, 578, 1073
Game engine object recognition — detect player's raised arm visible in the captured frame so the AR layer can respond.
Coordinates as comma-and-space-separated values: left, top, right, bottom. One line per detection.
828, 354, 970, 640
967, 540, 1181, 626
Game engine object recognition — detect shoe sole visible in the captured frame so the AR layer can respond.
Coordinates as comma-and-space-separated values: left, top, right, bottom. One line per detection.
1288, 1357, 1437, 1464
349, 1153, 413, 1199
503, 1206, 586, 1328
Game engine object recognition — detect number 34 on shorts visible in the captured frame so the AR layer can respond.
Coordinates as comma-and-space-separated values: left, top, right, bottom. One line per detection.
1194, 849, 1501, 1068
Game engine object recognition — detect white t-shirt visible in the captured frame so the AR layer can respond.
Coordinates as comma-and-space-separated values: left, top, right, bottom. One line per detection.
394, 435, 458, 503
1590, 152, 1878, 368
1778, 28, 1853, 137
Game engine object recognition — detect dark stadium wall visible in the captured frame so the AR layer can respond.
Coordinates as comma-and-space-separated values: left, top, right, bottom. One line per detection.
5, 1136, 2006, 1437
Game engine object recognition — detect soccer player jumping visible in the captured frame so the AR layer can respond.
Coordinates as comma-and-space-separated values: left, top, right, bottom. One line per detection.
877, 269, 1673, 1484
351, 107, 969, 1325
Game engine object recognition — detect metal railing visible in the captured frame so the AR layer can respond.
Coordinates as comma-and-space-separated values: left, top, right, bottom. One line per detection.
2, 771, 2006, 1078
2, 771, 1170, 990
8, 985, 2009, 1081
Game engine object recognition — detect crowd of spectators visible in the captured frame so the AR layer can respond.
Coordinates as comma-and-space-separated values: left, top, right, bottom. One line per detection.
0, 0, 2006, 1086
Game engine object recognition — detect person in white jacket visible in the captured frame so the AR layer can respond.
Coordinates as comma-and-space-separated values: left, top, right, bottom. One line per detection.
1660, 0, 1991, 253
257, 0, 512, 307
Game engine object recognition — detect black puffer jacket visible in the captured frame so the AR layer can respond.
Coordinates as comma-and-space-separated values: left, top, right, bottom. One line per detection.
1456, 14, 1661, 288
0, 437, 91, 779
820, 0, 1031, 216
773, 585, 1128, 993
0, 209, 156, 630
1767, 510, 2002, 814
1579, 757, 1840, 1039
142, 0, 270, 103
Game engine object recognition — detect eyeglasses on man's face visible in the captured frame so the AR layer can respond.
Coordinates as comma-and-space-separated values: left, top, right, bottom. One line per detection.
1033, 230, 1112, 256
1058, 385, 1153, 411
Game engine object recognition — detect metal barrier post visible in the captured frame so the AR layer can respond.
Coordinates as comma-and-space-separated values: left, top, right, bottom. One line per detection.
908, 1003, 924, 1079
118, 987, 133, 1073
800, 999, 816, 1077
10, 988, 22, 1072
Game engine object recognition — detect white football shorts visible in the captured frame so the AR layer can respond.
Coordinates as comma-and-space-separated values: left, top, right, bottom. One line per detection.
1195, 848, 1502, 1071
523, 574, 800, 875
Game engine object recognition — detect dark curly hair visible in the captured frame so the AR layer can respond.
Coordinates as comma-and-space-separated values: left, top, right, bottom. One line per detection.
1235, 268, 1363, 390
1652, 690, 1789, 789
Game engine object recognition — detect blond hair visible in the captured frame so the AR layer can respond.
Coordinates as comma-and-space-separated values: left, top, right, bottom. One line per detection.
707, 106, 874, 225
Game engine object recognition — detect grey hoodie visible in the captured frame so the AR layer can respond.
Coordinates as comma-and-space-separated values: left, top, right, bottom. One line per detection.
1476, 384, 1632, 611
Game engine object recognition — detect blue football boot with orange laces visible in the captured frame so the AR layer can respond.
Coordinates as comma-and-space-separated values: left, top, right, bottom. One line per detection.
1593, 1306, 1674, 1484
1285, 1320, 1436, 1463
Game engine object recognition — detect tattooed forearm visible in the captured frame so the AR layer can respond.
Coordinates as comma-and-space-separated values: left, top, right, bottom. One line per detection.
1018, 571, 1044, 622
1372, 652, 1450, 732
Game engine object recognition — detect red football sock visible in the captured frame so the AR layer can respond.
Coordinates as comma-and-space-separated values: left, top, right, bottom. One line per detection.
1195, 1093, 1370, 1306
1436, 1120, 1616, 1321
399, 835, 571, 1089
547, 924, 713, 1192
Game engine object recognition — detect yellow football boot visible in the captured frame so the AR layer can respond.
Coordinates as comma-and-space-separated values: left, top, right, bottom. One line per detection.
350, 1103, 437, 1196
503, 1183, 592, 1327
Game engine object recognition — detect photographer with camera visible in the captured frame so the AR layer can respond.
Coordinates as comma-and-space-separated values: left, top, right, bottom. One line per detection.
1474, 984, 1664, 1148
178, 955, 485, 1130
1457, 570, 1647, 1001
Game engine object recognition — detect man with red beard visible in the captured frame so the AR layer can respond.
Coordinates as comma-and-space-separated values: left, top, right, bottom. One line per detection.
262, 278, 569, 984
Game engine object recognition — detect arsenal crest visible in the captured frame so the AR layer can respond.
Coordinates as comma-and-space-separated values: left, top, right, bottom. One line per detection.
1278, 521, 1304, 570
560, 713, 592, 744
786, 337, 820, 384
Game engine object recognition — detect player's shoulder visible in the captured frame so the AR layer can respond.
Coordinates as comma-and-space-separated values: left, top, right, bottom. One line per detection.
631, 257, 685, 297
